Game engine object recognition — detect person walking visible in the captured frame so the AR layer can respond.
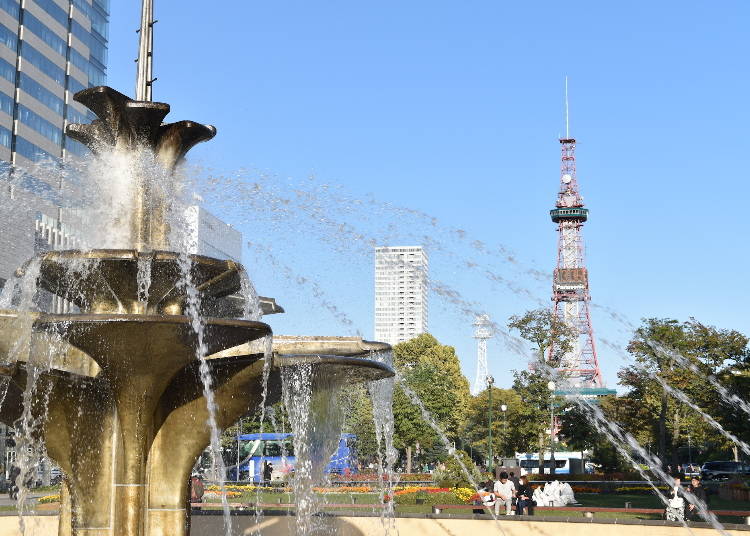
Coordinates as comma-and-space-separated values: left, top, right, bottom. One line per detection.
262, 461, 273, 483
686, 477, 708, 521
515, 475, 535, 516
493, 471, 515, 515
7, 465, 19, 501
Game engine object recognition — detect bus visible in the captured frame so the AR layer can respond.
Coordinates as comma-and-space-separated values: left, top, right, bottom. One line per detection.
228, 433, 358, 482
515, 452, 584, 476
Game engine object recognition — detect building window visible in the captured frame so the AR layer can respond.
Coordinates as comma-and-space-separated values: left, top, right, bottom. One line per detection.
0, 23, 17, 51
32, 0, 69, 29
0, 124, 11, 147
19, 73, 64, 115
21, 42, 66, 86
16, 135, 55, 161
24, 12, 67, 56
0, 0, 19, 20
18, 104, 62, 144
0, 91, 12, 116
0, 57, 13, 83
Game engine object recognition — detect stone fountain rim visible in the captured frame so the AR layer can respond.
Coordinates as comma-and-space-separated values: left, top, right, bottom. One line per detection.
15, 248, 243, 276
274, 354, 395, 378
272, 335, 391, 353
32, 313, 271, 332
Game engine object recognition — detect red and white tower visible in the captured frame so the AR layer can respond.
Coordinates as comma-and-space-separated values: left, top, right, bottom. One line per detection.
548, 88, 603, 387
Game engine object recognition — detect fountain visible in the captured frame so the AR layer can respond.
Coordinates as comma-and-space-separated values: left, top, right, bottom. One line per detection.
0, 2, 394, 535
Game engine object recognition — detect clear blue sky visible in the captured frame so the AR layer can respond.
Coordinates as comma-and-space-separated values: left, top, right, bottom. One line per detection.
106, 1, 750, 389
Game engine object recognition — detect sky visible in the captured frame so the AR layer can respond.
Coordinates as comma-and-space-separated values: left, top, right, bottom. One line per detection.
105, 1, 750, 390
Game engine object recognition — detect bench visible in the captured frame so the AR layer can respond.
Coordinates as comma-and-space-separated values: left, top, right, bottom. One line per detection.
432, 504, 750, 522
191, 502, 387, 510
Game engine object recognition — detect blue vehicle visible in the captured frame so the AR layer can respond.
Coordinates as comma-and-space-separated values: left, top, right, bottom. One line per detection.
228, 433, 358, 482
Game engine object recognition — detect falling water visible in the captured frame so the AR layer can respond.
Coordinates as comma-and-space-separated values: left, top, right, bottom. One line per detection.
396, 374, 508, 536
368, 350, 398, 533
176, 253, 233, 536
136, 256, 152, 304
282, 362, 346, 536
14, 327, 65, 532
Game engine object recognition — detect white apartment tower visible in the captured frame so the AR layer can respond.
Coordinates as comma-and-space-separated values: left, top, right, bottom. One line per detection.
374, 246, 428, 346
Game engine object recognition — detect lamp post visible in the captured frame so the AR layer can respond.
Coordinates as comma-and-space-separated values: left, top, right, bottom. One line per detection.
547, 381, 556, 476
236, 418, 242, 481
500, 404, 508, 459
487, 375, 494, 474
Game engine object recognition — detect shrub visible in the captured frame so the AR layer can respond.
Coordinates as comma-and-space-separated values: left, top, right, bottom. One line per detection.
396, 491, 459, 505
571, 486, 600, 494
433, 452, 481, 488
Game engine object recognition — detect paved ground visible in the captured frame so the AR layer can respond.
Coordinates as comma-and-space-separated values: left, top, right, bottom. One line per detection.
0, 492, 46, 507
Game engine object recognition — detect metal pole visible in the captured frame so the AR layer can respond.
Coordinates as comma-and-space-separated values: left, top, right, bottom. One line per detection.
487, 376, 494, 474
547, 381, 556, 476
550, 399, 555, 475
135, 0, 154, 101
236, 418, 241, 482
501, 406, 507, 458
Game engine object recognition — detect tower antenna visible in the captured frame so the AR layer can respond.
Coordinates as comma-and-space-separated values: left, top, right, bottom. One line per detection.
135, 0, 155, 101
471, 314, 492, 396
565, 76, 569, 139
548, 109, 604, 388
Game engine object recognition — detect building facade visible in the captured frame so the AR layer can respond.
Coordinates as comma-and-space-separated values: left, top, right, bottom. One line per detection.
374, 246, 428, 346
183, 205, 243, 263
0, 0, 109, 286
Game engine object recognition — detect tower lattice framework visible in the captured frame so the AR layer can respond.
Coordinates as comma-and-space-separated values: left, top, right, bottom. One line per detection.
471, 314, 492, 395
548, 137, 603, 387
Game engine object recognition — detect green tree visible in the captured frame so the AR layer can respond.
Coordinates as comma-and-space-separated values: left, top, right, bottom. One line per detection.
392, 334, 471, 471
558, 397, 630, 472
460, 387, 525, 465
341, 384, 378, 464
508, 309, 575, 474
622, 318, 749, 466
508, 308, 576, 366
511, 370, 556, 474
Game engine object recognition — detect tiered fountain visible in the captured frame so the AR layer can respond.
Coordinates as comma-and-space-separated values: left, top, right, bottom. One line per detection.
0, 4, 393, 536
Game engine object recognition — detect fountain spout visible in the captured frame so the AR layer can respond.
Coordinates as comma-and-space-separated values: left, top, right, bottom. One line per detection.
65, 86, 216, 252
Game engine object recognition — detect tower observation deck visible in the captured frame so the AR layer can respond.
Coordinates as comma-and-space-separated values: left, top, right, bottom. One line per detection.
548, 136, 603, 387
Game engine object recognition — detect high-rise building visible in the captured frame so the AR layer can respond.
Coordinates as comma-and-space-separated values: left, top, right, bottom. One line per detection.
374, 246, 428, 346
0, 0, 109, 286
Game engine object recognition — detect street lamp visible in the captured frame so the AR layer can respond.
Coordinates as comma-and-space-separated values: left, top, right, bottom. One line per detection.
500, 404, 508, 458
547, 381, 556, 476
487, 375, 495, 474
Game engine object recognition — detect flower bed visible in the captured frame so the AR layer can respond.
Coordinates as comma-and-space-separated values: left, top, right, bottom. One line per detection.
205, 490, 241, 498
38, 495, 60, 504
395, 487, 474, 505
571, 486, 600, 494
331, 473, 432, 483
312, 486, 373, 493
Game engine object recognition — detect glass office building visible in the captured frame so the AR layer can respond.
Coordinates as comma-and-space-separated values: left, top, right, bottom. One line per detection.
0, 0, 109, 285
